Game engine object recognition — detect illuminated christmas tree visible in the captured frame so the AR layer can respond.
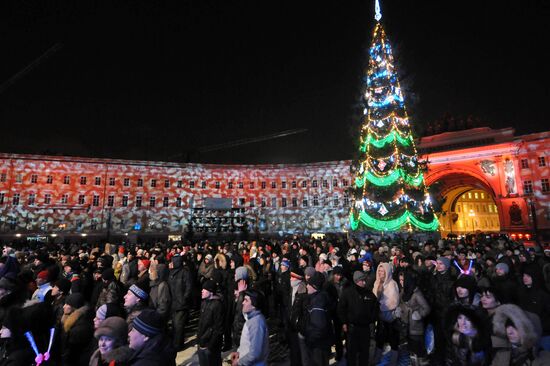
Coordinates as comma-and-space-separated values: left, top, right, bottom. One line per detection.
349, 0, 439, 232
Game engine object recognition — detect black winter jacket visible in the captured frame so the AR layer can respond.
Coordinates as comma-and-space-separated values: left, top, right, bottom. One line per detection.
338, 284, 378, 327
197, 297, 224, 350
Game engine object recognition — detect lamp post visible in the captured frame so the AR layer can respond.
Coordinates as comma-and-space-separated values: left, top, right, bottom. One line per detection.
469, 209, 476, 233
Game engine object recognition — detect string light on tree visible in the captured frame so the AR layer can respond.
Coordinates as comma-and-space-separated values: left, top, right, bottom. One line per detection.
349, 0, 439, 232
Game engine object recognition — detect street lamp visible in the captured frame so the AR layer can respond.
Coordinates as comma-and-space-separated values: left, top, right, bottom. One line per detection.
469, 209, 476, 233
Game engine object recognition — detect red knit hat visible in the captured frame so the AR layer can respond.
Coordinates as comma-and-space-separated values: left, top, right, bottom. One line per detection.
37, 270, 49, 280
139, 259, 151, 269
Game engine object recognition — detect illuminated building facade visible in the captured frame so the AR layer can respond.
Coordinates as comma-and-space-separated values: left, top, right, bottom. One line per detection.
0, 127, 548, 242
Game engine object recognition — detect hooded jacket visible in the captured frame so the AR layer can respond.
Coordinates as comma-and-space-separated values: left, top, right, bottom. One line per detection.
373, 262, 400, 312
517, 263, 550, 335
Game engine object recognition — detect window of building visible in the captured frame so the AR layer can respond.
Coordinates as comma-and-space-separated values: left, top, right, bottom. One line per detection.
481, 192, 485, 199
521, 159, 529, 169
281, 197, 287, 207
0, 173, 6, 182
201, 181, 207, 189
238, 182, 243, 189
215, 181, 220, 189
250, 182, 255, 189
239, 198, 245, 206
524, 180, 533, 195
78, 195, 85, 205
93, 195, 100, 207
107, 195, 114, 207
539, 156, 546, 167
261, 198, 266, 207
95, 177, 101, 185
189, 180, 195, 188
457, 204, 461, 213
149, 197, 156, 207
151, 179, 157, 188
271, 182, 277, 189
333, 196, 339, 206
109, 178, 116, 186
313, 195, 319, 206
542, 178, 550, 193
228, 182, 233, 189
292, 181, 297, 188
261, 181, 266, 189
343, 194, 350, 206
342, 179, 349, 187
164, 179, 170, 188
176, 197, 182, 207
124, 178, 130, 187
474, 192, 479, 199
302, 181, 307, 188
282, 181, 287, 189
249, 198, 255, 207
312, 180, 318, 188
333, 179, 338, 187
177, 180, 183, 188
136, 196, 142, 207
0, 192, 5, 205
12, 193, 20, 205
322, 180, 328, 188
468, 192, 472, 199
488, 205, 493, 213
61, 194, 68, 204
31, 174, 38, 184
43, 193, 51, 204
163, 196, 169, 207
63, 176, 70, 184
292, 198, 298, 207
302, 198, 308, 207
15, 174, 22, 183
271, 197, 277, 207
28, 193, 36, 206
122, 195, 129, 207
137, 178, 143, 187
8, 218, 17, 230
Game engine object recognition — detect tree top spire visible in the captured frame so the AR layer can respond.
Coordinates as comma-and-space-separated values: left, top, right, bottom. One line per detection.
375, 0, 382, 21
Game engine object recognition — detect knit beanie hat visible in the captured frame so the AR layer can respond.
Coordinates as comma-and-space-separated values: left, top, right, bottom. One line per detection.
139, 259, 151, 270
244, 290, 264, 310
96, 303, 124, 321
37, 270, 49, 281
54, 278, 71, 294
129, 284, 149, 301
353, 270, 368, 283
437, 257, 451, 270
65, 293, 85, 308
205, 254, 213, 262
496, 262, 509, 274
94, 316, 128, 342
133, 309, 162, 337
102, 268, 115, 281
280, 258, 290, 268
235, 266, 249, 282
304, 266, 316, 278
307, 271, 325, 290
202, 279, 217, 294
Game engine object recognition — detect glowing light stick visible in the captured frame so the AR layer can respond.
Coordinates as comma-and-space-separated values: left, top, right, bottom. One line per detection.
44, 327, 55, 361
24, 331, 43, 365
453, 259, 474, 276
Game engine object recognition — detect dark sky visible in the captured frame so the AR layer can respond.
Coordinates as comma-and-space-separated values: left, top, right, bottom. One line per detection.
1, 0, 549, 164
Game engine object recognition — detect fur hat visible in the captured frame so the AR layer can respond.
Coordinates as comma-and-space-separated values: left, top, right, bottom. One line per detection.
492, 304, 540, 349
54, 278, 71, 294
102, 268, 115, 281
496, 262, 509, 274
94, 316, 128, 342
37, 270, 49, 281
202, 279, 217, 294
304, 266, 316, 278
235, 266, 249, 282
444, 304, 490, 352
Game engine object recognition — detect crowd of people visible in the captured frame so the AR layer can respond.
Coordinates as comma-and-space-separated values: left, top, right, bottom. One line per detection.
0, 233, 549, 366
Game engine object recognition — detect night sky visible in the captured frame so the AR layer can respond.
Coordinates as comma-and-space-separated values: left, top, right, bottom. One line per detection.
1, 0, 549, 164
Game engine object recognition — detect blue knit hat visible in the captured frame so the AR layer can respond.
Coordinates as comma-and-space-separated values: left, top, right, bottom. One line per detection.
133, 309, 162, 337
129, 284, 148, 301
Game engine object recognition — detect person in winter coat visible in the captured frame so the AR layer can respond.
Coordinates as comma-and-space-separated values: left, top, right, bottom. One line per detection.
489, 303, 550, 366
63, 260, 82, 294
198, 254, 214, 285
373, 262, 401, 365
452, 275, 481, 307
168, 254, 192, 350
491, 262, 519, 305
197, 279, 224, 366
149, 262, 171, 321
60, 293, 94, 366
231, 290, 269, 366
233, 266, 251, 348
123, 284, 149, 328
93, 303, 124, 330
127, 309, 176, 366
517, 262, 550, 350
287, 267, 307, 366
397, 270, 431, 362
444, 304, 491, 366
50, 278, 72, 324
300, 271, 333, 366
323, 266, 348, 361
89, 316, 132, 366
96, 268, 124, 310
429, 256, 455, 365
338, 271, 378, 366
213, 253, 232, 350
